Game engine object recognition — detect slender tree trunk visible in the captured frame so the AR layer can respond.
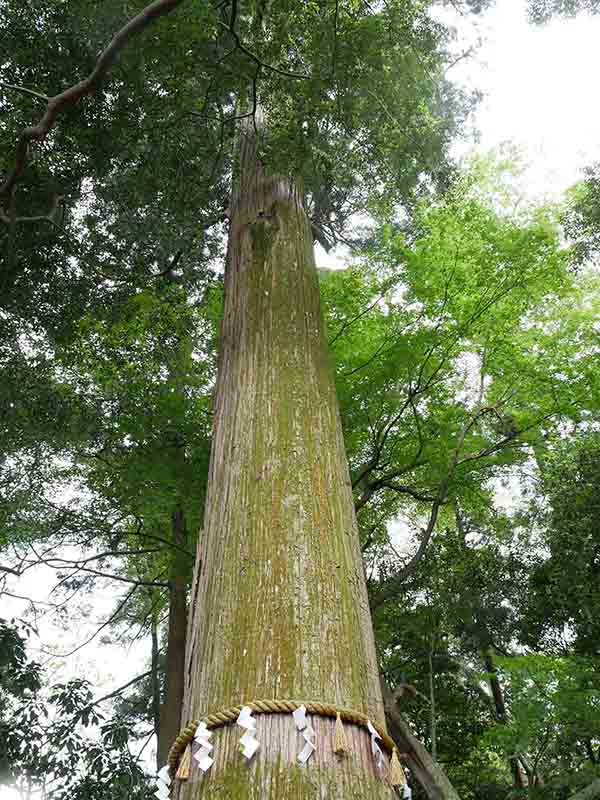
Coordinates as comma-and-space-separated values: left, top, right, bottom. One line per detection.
176, 123, 393, 798
151, 608, 161, 767
482, 649, 527, 792
382, 684, 462, 800
428, 638, 437, 762
158, 508, 189, 766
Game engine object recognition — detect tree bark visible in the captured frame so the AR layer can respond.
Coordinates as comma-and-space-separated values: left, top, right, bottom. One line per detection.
151, 610, 161, 768
382, 684, 462, 800
158, 508, 189, 766
175, 122, 393, 798
428, 639, 437, 762
482, 649, 527, 792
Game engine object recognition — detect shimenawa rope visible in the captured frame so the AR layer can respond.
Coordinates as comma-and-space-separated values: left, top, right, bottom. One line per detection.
167, 698, 405, 786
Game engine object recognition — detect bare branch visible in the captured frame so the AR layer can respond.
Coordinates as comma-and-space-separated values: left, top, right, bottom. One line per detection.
0, 194, 64, 225
0, 81, 49, 103
79, 669, 154, 714
41, 584, 139, 658
444, 45, 476, 75
0, 564, 21, 576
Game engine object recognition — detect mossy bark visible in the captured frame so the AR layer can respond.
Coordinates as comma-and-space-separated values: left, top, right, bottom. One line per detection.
176, 127, 394, 798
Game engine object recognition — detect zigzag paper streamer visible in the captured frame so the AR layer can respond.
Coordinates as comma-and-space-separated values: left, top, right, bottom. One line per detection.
154, 765, 171, 799
367, 720, 385, 769
237, 706, 260, 759
193, 721, 214, 772
293, 704, 316, 764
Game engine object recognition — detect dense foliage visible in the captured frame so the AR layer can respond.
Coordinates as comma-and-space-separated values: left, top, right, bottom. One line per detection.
0, 619, 149, 799
1, 1, 599, 799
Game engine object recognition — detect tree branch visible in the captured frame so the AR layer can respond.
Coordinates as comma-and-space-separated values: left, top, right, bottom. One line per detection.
382, 680, 463, 800
0, 194, 64, 225
79, 669, 154, 715
0, 564, 21, 576
0, 81, 50, 103
218, 13, 310, 81
42, 584, 140, 658
0, 0, 186, 197
369, 403, 506, 607
376, 480, 439, 504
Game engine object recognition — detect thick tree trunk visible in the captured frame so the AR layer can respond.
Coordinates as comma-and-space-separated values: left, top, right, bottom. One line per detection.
158, 508, 189, 767
175, 125, 393, 798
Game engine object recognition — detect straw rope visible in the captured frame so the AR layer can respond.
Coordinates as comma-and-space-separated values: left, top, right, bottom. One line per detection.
167, 698, 396, 776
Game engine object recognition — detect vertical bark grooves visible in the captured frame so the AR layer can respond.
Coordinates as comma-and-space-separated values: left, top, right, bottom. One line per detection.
158, 508, 189, 767
177, 123, 393, 797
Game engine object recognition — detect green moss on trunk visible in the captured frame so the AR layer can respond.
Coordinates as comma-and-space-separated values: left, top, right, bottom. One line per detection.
176, 124, 393, 798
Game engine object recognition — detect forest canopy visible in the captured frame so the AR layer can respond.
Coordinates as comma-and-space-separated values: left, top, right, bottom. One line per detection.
1, 2, 599, 800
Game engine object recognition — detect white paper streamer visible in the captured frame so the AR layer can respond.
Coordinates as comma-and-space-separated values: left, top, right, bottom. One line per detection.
293, 704, 316, 764
154, 765, 171, 799
157, 766, 171, 785
237, 705, 259, 759
367, 720, 384, 769
402, 785, 412, 799
193, 721, 214, 772
292, 705, 307, 729
154, 778, 170, 800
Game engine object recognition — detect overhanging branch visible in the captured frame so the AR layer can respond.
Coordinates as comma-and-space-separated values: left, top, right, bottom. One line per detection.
382, 680, 462, 800
0, 0, 186, 198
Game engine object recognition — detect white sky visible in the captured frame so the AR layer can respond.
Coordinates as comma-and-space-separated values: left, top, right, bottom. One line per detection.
4, 2, 600, 797
318, 0, 600, 268
449, 0, 600, 197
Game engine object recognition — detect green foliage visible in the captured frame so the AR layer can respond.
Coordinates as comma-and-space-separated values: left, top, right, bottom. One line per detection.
484, 654, 600, 797
0, 619, 150, 799
523, 430, 600, 655
2, 1, 600, 797
528, 0, 600, 23
316, 157, 600, 798
59, 281, 216, 534
321, 155, 599, 564
564, 164, 600, 266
